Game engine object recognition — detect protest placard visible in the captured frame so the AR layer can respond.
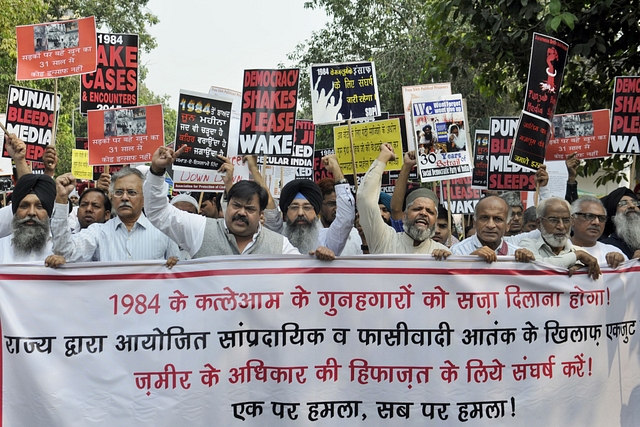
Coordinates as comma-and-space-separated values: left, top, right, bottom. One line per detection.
609, 76, 640, 155
173, 90, 232, 171
488, 117, 536, 191
238, 68, 299, 158
411, 95, 472, 182
546, 110, 610, 160
3, 85, 60, 161
80, 33, 138, 114
333, 118, 403, 174
87, 104, 163, 165
75, 137, 123, 179
440, 177, 483, 214
172, 87, 247, 192
510, 33, 569, 170
1, 257, 639, 426
401, 83, 452, 150
471, 130, 489, 188
16, 16, 97, 80
310, 62, 380, 125
71, 149, 93, 180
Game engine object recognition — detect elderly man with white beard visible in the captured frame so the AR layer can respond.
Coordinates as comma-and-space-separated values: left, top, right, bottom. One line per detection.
518, 197, 601, 279
0, 174, 56, 263
600, 188, 640, 259
356, 143, 450, 257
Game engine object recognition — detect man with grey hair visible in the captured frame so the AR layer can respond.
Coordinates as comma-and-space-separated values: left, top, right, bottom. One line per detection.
50, 168, 180, 262
518, 197, 601, 279
356, 143, 450, 256
500, 191, 525, 236
451, 196, 535, 263
570, 196, 626, 267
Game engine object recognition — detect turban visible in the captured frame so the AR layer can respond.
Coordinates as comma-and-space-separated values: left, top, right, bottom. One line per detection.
405, 188, 439, 209
378, 192, 391, 212
12, 174, 56, 218
600, 187, 638, 237
171, 194, 199, 211
279, 179, 323, 214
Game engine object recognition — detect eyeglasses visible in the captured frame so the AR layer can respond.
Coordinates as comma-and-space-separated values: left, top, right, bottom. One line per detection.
541, 217, 572, 226
112, 189, 140, 198
573, 212, 607, 223
618, 199, 640, 208
289, 204, 315, 212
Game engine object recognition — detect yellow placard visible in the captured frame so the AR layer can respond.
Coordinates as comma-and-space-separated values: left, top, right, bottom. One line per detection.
71, 149, 94, 180
333, 118, 403, 174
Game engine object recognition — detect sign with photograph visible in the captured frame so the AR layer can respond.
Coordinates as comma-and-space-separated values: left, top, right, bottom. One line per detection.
16, 16, 97, 80
546, 110, 610, 160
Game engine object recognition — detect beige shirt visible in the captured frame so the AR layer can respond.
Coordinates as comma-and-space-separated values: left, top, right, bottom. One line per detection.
356, 160, 448, 255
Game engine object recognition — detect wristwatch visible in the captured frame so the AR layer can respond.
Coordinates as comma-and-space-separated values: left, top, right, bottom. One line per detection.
336, 178, 349, 185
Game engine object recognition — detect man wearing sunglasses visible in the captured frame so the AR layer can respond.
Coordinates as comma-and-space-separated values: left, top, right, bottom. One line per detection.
518, 197, 601, 279
569, 196, 627, 268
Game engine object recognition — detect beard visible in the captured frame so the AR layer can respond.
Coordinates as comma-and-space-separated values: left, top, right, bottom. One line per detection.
541, 229, 568, 249
283, 216, 321, 254
11, 214, 50, 256
403, 215, 436, 243
613, 211, 640, 250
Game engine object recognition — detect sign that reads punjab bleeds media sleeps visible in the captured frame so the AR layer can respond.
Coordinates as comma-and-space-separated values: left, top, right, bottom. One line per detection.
488, 117, 536, 191
238, 69, 299, 161
80, 33, 138, 114
3, 85, 60, 161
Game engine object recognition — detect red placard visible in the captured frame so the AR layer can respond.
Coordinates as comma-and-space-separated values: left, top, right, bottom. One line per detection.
16, 16, 97, 80
546, 109, 611, 160
87, 104, 164, 165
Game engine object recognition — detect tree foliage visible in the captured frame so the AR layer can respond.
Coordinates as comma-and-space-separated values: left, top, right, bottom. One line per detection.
428, 0, 640, 183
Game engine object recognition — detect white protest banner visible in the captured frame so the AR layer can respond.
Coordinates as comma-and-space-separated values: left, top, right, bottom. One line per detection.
1, 257, 639, 426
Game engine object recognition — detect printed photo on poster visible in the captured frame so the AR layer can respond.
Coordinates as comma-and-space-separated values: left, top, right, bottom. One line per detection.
401, 83, 452, 151
87, 104, 164, 165
547, 109, 610, 160
411, 95, 472, 182
16, 16, 97, 80
310, 62, 380, 125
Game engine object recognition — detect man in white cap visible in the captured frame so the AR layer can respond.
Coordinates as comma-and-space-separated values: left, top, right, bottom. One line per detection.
356, 143, 450, 257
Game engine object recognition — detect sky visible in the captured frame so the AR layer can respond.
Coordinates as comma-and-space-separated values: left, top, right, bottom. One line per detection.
141, 0, 328, 108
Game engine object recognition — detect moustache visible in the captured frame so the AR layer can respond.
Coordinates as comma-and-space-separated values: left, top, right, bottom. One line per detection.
17, 215, 46, 226
232, 214, 249, 225
119, 202, 133, 209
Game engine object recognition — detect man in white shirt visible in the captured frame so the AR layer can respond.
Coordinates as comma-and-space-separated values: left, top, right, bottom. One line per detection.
0, 174, 55, 263
518, 197, 601, 279
570, 196, 627, 267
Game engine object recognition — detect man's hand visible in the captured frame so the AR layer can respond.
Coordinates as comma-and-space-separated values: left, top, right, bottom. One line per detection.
432, 249, 451, 261
535, 164, 548, 188
605, 252, 625, 269
4, 133, 26, 161
565, 153, 579, 184
45, 255, 66, 269
43, 145, 58, 176
322, 154, 345, 181
217, 155, 235, 192
243, 155, 259, 172
633, 250, 640, 260
96, 173, 111, 192
311, 246, 335, 261
403, 151, 417, 170
55, 173, 77, 204
514, 248, 535, 263
165, 256, 179, 269
470, 246, 497, 263
377, 143, 396, 164
151, 145, 186, 173
572, 250, 602, 280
